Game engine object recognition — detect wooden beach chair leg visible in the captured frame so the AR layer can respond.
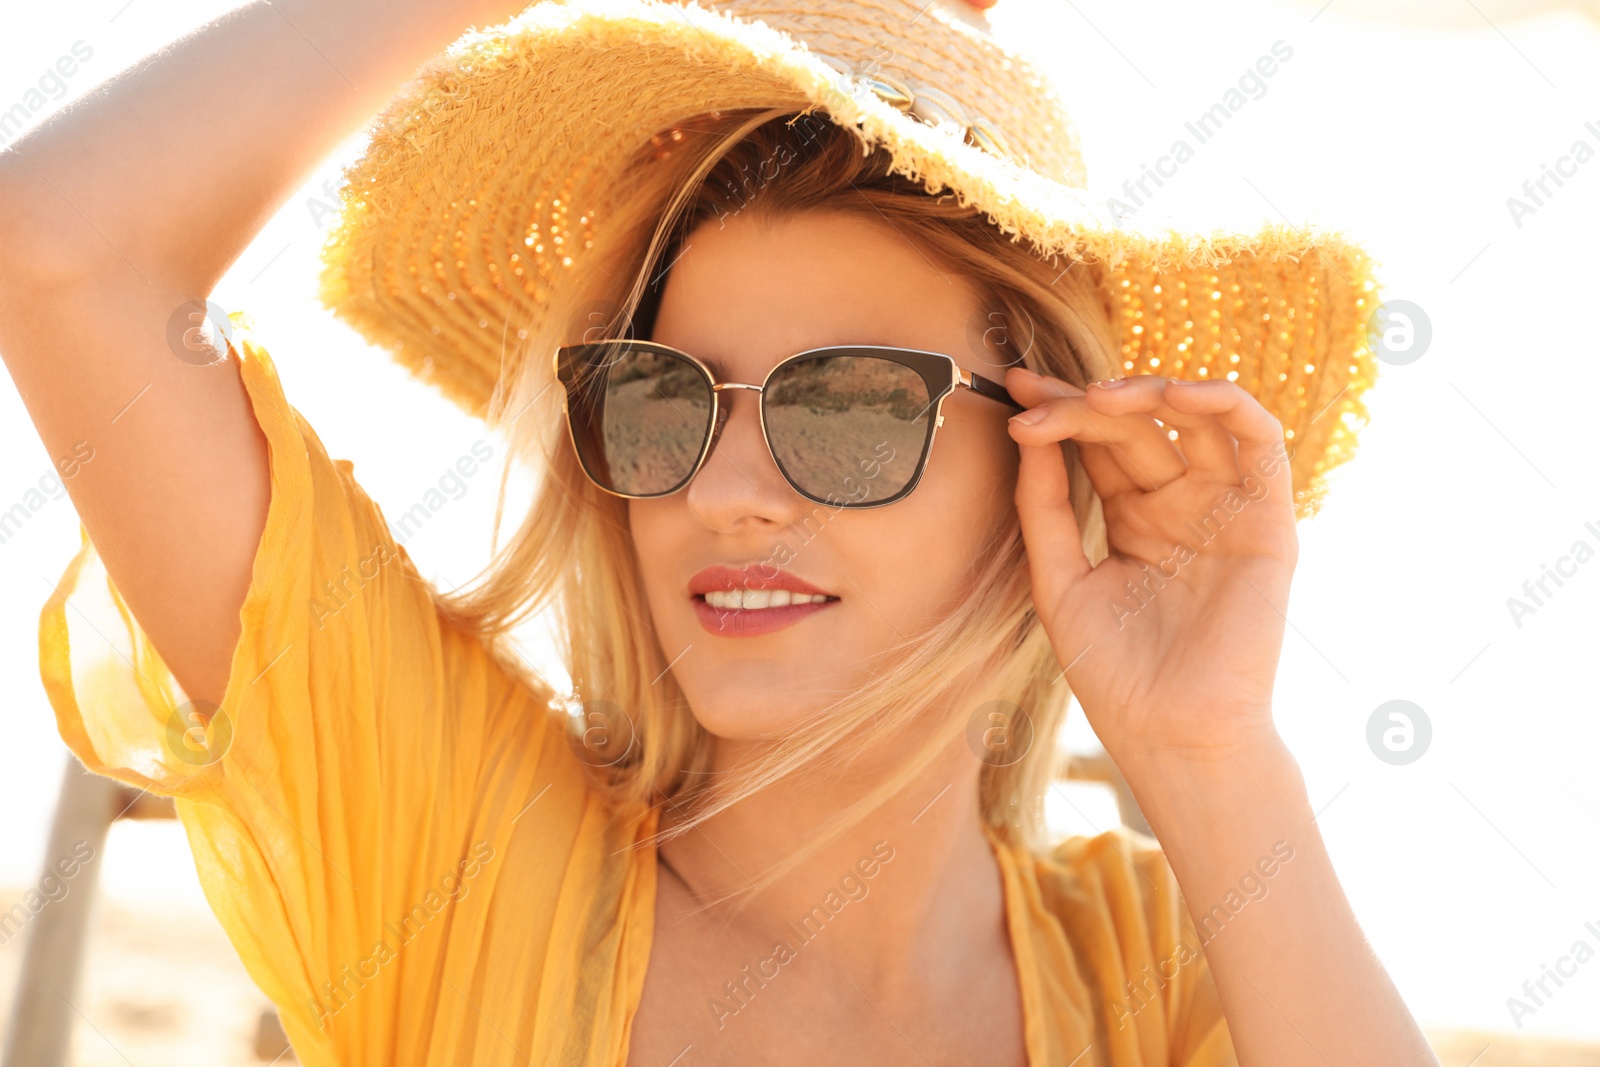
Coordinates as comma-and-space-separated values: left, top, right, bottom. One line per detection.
0, 756, 119, 1067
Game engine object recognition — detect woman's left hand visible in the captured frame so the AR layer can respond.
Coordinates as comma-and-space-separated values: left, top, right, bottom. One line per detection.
1003, 369, 1444, 1067
1002, 367, 1299, 775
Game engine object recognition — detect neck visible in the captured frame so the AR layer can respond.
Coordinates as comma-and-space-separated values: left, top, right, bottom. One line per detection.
654, 734, 1009, 999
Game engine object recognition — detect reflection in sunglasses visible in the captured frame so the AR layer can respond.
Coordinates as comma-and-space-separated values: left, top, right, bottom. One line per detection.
588, 351, 924, 503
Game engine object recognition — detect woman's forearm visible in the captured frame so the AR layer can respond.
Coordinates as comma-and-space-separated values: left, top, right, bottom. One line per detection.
1123, 733, 1439, 1067
0, 0, 531, 707
0, 0, 529, 293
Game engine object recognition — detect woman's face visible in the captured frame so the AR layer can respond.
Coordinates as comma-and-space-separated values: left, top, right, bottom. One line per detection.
629, 208, 1021, 741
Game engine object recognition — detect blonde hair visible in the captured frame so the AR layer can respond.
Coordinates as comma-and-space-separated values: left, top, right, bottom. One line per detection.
437, 108, 1121, 897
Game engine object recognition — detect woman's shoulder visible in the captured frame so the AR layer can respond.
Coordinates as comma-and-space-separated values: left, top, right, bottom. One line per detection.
1010, 827, 1237, 1062
1036, 825, 1175, 894
1017, 825, 1193, 947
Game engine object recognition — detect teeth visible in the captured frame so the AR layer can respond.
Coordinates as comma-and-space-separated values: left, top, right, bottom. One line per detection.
703, 589, 834, 610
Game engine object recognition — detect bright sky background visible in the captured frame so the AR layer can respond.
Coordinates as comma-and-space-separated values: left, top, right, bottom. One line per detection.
1, 0, 1598, 1043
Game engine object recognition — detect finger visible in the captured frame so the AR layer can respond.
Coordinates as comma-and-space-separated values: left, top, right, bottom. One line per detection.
1161, 379, 1293, 502
1076, 440, 1140, 500
1163, 417, 1240, 483
1002, 370, 1140, 498
1083, 376, 1241, 483
1013, 438, 1090, 607
1006, 371, 1187, 491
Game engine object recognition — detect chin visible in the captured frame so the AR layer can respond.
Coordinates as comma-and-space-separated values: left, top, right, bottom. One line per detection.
677, 671, 839, 742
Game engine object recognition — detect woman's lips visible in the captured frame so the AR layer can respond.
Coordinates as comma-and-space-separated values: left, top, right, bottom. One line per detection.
687, 564, 838, 599
692, 594, 839, 637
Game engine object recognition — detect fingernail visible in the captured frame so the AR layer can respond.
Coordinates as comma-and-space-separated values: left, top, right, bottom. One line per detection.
1013, 365, 1042, 378
1089, 377, 1128, 389
1009, 406, 1049, 426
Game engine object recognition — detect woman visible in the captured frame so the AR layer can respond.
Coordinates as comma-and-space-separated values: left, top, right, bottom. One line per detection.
0, 0, 1437, 1063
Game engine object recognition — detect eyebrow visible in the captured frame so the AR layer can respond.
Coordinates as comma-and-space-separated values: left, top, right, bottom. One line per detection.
692, 350, 786, 384
696, 352, 731, 379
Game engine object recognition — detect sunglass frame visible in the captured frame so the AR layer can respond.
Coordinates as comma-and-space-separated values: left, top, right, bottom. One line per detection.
554, 339, 1026, 509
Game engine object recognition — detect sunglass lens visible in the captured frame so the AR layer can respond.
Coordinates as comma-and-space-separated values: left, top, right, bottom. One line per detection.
763, 354, 931, 505
563, 345, 713, 495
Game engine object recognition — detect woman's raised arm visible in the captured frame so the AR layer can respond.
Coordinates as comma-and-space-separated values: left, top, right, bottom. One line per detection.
0, 0, 528, 706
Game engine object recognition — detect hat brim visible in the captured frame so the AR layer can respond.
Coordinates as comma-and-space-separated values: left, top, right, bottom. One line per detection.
318, 0, 1382, 516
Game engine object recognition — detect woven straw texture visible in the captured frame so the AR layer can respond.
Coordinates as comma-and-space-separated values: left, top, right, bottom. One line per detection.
317, 0, 1384, 516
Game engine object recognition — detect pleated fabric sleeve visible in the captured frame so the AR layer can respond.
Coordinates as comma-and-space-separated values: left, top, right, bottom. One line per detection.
36, 320, 606, 1066
990, 824, 1239, 1066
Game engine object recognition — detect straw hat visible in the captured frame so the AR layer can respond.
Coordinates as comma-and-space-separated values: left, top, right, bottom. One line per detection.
317, 0, 1383, 516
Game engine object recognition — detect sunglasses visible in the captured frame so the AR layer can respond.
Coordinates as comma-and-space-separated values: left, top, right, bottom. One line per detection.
553, 340, 1026, 509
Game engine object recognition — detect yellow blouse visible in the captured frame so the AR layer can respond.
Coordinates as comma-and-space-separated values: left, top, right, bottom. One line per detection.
39, 323, 1237, 1067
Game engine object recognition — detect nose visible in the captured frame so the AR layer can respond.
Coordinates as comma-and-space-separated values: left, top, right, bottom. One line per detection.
683, 387, 807, 531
